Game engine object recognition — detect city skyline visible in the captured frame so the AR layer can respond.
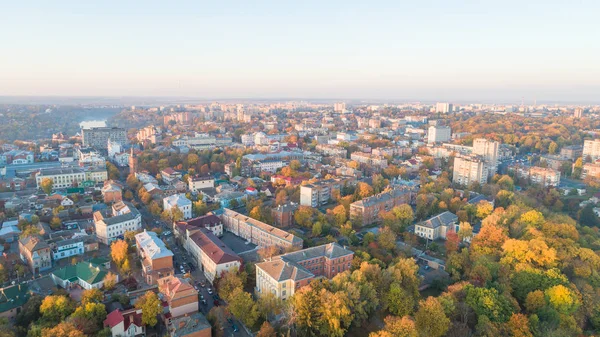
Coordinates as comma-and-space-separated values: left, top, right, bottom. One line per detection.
1, 1, 599, 101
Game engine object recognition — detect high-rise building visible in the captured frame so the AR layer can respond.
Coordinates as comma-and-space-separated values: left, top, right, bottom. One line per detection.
452, 155, 491, 186
583, 139, 600, 161
81, 127, 127, 149
436, 102, 453, 113
334, 102, 346, 112
472, 138, 500, 176
574, 107, 583, 118
427, 125, 452, 144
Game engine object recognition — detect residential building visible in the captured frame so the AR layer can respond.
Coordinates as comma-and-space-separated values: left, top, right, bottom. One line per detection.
315, 144, 347, 158
540, 155, 571, 171
186, 227, 242, 283
215, 191, 246, 208
164, 112, 192, 126
334, 102, 346, 112
435, 102, 453, 113
158, 276, 198, 319
427, 125, 452, 144
256, 243, 353, 300
51, 261, 114, 290
515, 166, 561, 187
104, 308, 145, 337
0, 283, 30, 322
560, 145, 583, 160
35, 167, 86, 190
49, 236, 85, 261
188, 175, 215, 192
583, 139, 600, 161
300, 178, 351, 207
163, 194, 192, 220
19, 236, 51, 274
102, 180, 123, 203
574, 107, 583, 118
174, 214, 224, 239
349, 188, 413, 226
452, 155, 491, 186
472, 138, 499, 176
350, 152, 388, 168
168, 312, 211, 337
135, 230, 174, 284
220, 208, 303, 250
81, 127, 127, 149
137, 125, 162, 144
583, 163, 600, 179
85, 167, 109, 183
94, 201, 142, 245
161, 168, 182, 183
414, 211, 459, 240
271, 202, 298, 227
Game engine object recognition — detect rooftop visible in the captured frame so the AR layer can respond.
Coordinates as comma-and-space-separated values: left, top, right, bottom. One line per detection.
417, 211, 458, 229
135, 231, 174, 260
188, 228, 240, 265
52, 262, 108, 285
169, 312, 211, 337
222, 208, 302, 246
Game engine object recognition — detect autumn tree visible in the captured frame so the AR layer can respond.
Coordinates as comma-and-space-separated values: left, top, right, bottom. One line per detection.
445, 230, 460, 254
386, 282, 414, 317
258, 245, 279, 261
228, 288, 259, 328
216, 269, 246, 302
544, 284, 580, 314
415, 297, 450, 337
274, 189, 288, 206
103, 272, 117, 290
331, 205, 347, 226
81, 288, 103, 305
507, 313, 533, 337
70, 302, 107, 332
40, 178, 53, 194
294, 206, 314, 228
476, 201, 493, 220
378, 226, 397, 251
110, 239, 129, 270
457, 222, 473, 241
41, 322, 84, 337
379, 316, 418, 337
40, 295, 75, 324
135, 291, 161, 327
355, 182, 375, 200
256, 322, 277, 337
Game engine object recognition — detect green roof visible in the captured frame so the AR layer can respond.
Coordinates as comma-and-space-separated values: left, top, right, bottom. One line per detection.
52, 262, 108, 286
0, 283, 29, 313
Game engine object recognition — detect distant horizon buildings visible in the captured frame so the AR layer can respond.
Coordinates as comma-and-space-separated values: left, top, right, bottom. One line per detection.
436, 102, 453, 114
428, 125, 452, 145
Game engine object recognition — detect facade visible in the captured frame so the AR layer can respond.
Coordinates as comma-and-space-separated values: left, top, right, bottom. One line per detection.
102, 181, 123, 203
188, 175, 215, 192
186, 227, 242, 283
435, 102, 453, 113
427, 125, 452, 144
300, 178, 351, 207
82, 127, 127, 149
315, 144, 347, 158
415, 211, 459, 240
256, 243, 353, 300
35, 168, 86, 190
161, 168, 182, 183
472, 138, 499, 176
137, 125, 161, 144
135, 230, 174, 285
350, 152, 388, 168
452, 155, 491, 186
19, 236, 51, 274
349, 188, 413, 226
271, 202, 298, 227
51, 261, 114, 290
174, 214, 224, 239
215, 191, 246, 208
104, 308, 145, 337
583, 139, 600, 161
220, 208, 303, 250
94, 201, 142, 245
50, 236, 85, 261
85, 167, 109, 183
163, 194, 192, 220
334, 102, 346, 112
515, 166, 561, 187
158, 276, 198, 319
582, 163, 600, 179
574, 107, 583, 118
168, 312, 211, 337
560, 145, 583, 160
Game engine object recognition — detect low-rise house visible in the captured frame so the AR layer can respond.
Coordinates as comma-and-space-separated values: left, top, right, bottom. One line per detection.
256, 243, 353, 300
51, 261, 114, 290
161, 168, 182, 183
215, 191, 246, 208
271, 202, 298, 227
0, 283, 30, 322
414, 211, 459, 240
94, 201, 142, 245
101, 181, 123, 203
174, 214, 223, 239
188, 175, 215, 192
19, 236, 52, 274
349, 188, 413, 226
158, 276, 198, 319
168, 312, 211, 337
163, 194, 192, 220
186, 227, 242, 283
49, 236, 85, 261
104, 308, 145, 337
135, 230, 174, 284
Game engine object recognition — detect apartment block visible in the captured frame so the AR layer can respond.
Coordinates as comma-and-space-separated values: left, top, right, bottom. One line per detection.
427, 125, 452, 144
514, 166, 561, 187
472, 138, 499, 176
300, 178, 352, 207
350, 152, 388, 168
185, 227, 242, 283
349, 188, 413, 226
19, 236, 51, 274
82, 127, 127, 149
135, 230, 174, 285
583, 163, 600, 179
452, 155, 491, 186
94, 201, 142, 245
583, 139, 600, 161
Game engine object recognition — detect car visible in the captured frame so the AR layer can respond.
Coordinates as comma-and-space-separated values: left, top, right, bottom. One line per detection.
201, 299, 207, 305
207, 288, 213, 294
200, 294, 204, 300
232, 324, 238, 332
227, 318, 233, 324
213, 300, 220, 306
213, 294, 219, 301
193, 285, 199, 291
200, 281, 206, 287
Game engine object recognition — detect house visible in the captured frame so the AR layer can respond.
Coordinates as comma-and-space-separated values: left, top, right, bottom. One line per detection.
245, 186, 258, 196
102, 181, 123, 203
414, 211, 459, 241
51, 261, 115, 290
161, 168, 182, 183
94, 201, 142, 245
214, 191, 246, 209
19, 236, 52, 274
256, 243, 353, 300
349, 188, 413, 226
104, 308, 145, 337
168, 312, 211, 337
61, 197, 74, 207
188, 175, 215, 193
158, 276, 198, 319
271, 202, 298, 227
0, 283, 30, 322
135, 230, 174, 284
163, 194, 192, 220
186, 227, 242, 284
174, 214, 223, 239
0, 222, 21, 243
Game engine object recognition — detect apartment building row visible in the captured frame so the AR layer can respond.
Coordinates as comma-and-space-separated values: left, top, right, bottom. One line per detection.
220, 208, 303, 250
350, 152, 388, 168
512, 165, 561, 187
256, 242, 353, 300
81, 127, 127, 149
349, 188, 413, 226
300, 177, 354, 207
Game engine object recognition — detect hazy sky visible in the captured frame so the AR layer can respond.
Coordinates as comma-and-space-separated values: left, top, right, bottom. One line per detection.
1, 1, 599, 102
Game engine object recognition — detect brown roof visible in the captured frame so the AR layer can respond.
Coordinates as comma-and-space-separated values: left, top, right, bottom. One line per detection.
188, 228, 241, 265
19, 235, 49, 252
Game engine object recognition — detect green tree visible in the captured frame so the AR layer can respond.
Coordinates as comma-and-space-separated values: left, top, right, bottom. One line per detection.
386, 282, 414, 317
415, 297, 450, 337
228, 288, 259, 328
135, 291, 161, 327
392, 204, 414, 231
377, 226, 396, 251
39, 295, 75, 324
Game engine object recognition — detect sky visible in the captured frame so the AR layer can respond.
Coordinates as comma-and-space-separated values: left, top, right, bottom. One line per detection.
1, 1, 599, 102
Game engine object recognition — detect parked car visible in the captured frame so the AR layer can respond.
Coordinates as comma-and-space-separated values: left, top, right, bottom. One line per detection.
201, 299, 207, 305
200, 281, 206, 287
213, 300, 220, 306
232, 324, 238, 332
207, 288, 213, 295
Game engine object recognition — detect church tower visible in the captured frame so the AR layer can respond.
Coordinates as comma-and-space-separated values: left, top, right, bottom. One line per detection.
128, 147, 138, 174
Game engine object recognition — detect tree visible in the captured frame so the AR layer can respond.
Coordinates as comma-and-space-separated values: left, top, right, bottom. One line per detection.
386, 282, 414, 317
81, 288, 103, 305
256, 292, 284, 321
415, 297, 450, 337
290, 159, 302, 171
445, 230, 460, 254
312, 222, 323, 237
257, 245, 279, 260
135, 291, 161, 327
476, 201, 493, 220
274, 189, 288, 206
332, 205, 347, 226
103, 272, 117, 290
507, 313, 533, 337
110, 239, 129, 268
457, 222, 473, 241
0, 264, 6, 284
356, 182, 374, 199
41, 322, 84, 337
256, 322, 277, 337
525, 290, 546, 313
393, 204, 414, 231
378, 226, 396, 251
381, 316, 417, 337
70, 302, 107, 332
465, 284, 515, 322
228, 288, 259, 328
294, 206, 313, 228
49, 216, 62, 230
544, 284, 580, 314
217, 269, 246, 302
40, 178, 53, 194
39, 295, 75, 324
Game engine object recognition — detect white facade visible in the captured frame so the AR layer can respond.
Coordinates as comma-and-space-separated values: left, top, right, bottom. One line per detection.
94, 203, 142, 245
188, 176, 215, 192
436, 102, 453, 113
473, 138, 499, 176
36, 168, 86, 189
583, 139, 600, 161
427, 125, 452, 144
52, 239, 85, 261
453, 156, 490, 186
163, 194, 192, 219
